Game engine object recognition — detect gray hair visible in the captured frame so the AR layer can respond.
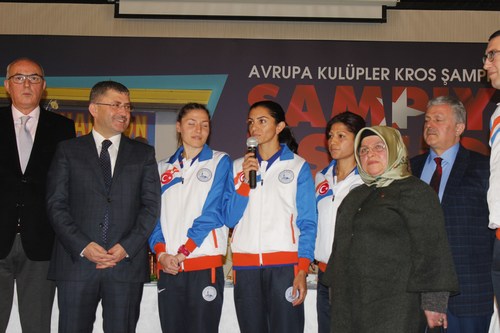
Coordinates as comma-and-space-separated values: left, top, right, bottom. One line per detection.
5, 57, 45, 79
427, 96, 466, 125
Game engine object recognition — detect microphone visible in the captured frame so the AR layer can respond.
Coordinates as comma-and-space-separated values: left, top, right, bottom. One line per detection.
246, 137, 258, 189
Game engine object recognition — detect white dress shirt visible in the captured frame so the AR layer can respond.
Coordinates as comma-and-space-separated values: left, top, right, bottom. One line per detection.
91, 130, 121, 176
12, 106, 40, 168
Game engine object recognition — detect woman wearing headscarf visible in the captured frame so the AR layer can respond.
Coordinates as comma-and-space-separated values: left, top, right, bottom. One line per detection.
322, 125, 459, 333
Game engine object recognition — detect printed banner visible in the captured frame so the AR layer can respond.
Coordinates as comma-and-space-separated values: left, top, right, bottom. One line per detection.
0, 36, 498, 173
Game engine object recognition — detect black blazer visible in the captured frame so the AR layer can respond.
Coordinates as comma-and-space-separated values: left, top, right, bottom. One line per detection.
411, 145, 494, 317
0, 106, 75, 261
46, 134, 161, 282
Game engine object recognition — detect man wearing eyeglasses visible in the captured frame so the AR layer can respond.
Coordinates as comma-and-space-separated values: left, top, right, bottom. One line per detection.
46, 81, 160, 332
485, 29, 500, 320
0, 58, 75, 333
411, 96, 493, 333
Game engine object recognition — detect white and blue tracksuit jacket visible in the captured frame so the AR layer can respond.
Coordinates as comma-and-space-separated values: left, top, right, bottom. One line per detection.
314, 161, 362, 271
226, 144, 317, 272
148, 144, 230, 271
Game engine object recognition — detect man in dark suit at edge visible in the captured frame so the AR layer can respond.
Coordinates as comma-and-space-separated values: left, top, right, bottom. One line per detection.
0, 58, 75, 333
46, 80, 160, 332
411, 95, 494, 333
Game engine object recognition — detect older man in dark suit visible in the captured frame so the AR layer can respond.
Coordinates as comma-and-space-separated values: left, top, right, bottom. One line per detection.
411, 95, 494, 333
0, 58, 75, 333
46, 81, 160, 333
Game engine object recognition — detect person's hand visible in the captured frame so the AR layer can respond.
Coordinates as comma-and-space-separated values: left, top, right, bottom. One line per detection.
82, 242, 115, 269
292, 270, 307, 306
424, 310, 447, 329
242, 152, 258, 185
158, 254, 180, 275
175, 253, 186, 264
107, 243, 127, 263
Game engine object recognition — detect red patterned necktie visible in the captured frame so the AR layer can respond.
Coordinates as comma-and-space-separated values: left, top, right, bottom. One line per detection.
429, 157, 442, 194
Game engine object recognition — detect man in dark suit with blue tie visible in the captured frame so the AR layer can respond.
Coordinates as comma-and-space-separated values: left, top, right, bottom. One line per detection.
411, 95, 494, 333
46, 81, 161, 333
0, 58, 75, 333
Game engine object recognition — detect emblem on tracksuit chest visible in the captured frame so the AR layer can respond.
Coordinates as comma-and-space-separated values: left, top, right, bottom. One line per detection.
317, 179, 329, 195
278, 170, 294, 184
160, 166, 180, 184
238, 172, 245, 183
197, 168, 212, 182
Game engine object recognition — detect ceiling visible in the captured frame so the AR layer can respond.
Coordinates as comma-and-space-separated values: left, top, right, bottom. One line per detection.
1, 0, 499, 23
1, 0, 500, 10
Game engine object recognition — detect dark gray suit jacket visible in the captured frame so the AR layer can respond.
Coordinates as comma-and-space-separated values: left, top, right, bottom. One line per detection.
411, 145, 494, 317
46, 133, 160, 283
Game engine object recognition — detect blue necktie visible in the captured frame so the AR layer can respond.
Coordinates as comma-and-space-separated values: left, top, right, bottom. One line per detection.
100, 140, 112, 243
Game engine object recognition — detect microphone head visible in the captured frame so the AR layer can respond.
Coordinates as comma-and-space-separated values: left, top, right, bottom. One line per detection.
246, 137, 259, 148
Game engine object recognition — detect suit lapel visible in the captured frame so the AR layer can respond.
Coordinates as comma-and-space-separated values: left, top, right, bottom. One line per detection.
112, 135, 131, 186
0, 108, 22, 174
81, 134, 108, 191
25, 108, 50, 174
442, 145, 468, 204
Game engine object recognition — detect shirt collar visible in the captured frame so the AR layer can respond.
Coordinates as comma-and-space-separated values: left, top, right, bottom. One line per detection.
256, 146, 282, 164
92, 129, 122, 150
429, 142, 460, 165
11, 105, 40, 123
168, 144, 213, 165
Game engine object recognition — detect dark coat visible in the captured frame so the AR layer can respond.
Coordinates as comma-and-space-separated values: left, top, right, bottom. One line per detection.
322, 176, 459, 333
46, 134, 161, 282
411, 146, 494, 317
0, 106, 75, 260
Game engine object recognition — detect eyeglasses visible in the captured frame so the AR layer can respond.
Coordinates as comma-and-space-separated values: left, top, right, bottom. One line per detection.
359, 143, 386, 156
483, 50, 500, 64
94, 102, 133, 112
7, 74, 44, 84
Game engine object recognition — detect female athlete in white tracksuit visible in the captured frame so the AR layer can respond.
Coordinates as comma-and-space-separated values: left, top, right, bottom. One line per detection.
148, 103, 231, 333
226, 100, 317, 333
314, 111, 365, 333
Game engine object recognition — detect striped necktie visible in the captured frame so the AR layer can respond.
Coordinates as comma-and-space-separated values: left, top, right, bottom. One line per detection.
429, 157, 443, 194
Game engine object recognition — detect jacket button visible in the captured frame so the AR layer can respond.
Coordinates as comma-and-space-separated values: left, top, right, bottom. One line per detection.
21, 177, 28, 183
107, 198, 111, 203
99, 223, 103, 228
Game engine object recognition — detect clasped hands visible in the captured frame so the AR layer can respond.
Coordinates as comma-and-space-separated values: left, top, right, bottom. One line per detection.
83, 242, 127, 269
158, 253, 186, 275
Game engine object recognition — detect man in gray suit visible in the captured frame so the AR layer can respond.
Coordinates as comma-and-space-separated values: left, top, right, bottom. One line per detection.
46, 81, 161, 333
